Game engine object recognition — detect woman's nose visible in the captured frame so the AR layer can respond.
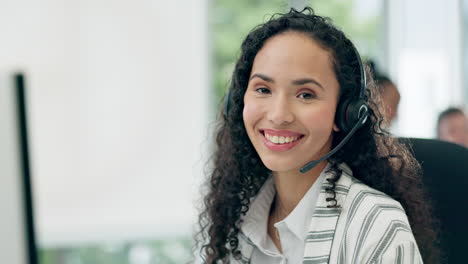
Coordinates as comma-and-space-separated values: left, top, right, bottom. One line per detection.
267, 97, 294, 126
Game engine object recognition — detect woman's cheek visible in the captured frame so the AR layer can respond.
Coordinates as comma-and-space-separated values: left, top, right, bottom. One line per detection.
243, 100, 262, 124
302, 108, 335, 133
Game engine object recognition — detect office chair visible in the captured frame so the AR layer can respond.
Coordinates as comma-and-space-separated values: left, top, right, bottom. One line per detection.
400, 137, 468, 263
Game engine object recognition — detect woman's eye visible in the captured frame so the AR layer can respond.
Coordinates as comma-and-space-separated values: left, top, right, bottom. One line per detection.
297, 92, 315, 100
255, 87, 271, 94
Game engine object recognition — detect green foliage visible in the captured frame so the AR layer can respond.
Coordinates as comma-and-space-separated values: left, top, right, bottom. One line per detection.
211, 0, 383, 103
211, 0, 290, 101
39, 237, 192, 264
307, 0, 382, 58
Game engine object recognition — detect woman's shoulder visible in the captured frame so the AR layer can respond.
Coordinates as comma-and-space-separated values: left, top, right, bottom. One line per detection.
332, 169, 421, 263
322, 164, 405, 216
335, 165, 415, 242
342, 174, 408, 223
337, 165, 404, 212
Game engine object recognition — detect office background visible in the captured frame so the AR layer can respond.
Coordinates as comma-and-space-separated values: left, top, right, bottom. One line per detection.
0, 0, 466, 263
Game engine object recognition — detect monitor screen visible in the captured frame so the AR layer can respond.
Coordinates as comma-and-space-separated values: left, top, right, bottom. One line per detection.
0, 72, 38, 264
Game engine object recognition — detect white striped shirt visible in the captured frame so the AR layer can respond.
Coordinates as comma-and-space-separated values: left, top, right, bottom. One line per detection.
232, 163, 423, 264
240, 167, 327, 264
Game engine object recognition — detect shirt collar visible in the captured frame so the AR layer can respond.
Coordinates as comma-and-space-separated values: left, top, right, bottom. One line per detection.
278, 166, 328, 241
241, 163, 330, 246
241, 176, 276, 250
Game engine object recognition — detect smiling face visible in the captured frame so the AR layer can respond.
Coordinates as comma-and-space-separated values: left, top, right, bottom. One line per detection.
242, 31, 340, 173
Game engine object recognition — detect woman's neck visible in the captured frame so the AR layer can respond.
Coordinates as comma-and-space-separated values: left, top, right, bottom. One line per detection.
271, 160, 328, 219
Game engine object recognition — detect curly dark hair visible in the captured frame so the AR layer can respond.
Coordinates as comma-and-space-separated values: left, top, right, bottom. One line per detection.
196, 7, 439, 263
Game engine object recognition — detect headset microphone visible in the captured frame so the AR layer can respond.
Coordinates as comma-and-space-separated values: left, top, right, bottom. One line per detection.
299, 108, 368, 174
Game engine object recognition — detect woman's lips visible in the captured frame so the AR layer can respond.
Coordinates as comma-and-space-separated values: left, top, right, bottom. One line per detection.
261, 128, 303, 137
259, 129, 304, 152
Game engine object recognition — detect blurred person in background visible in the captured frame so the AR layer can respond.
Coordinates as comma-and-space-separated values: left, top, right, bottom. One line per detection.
367, 60, 400, 128
195, 8, 438, 264
437, 107, 468, 147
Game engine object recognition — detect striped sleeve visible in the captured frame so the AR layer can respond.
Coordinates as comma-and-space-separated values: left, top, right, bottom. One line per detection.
375, 240, 423, 264
332, 185, 423, 264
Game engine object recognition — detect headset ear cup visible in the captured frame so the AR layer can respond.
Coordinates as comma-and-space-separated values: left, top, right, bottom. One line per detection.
336, 98, 352, 133
347, 101, 363, 127
347, 100, 369, 130
336, 99, 369, 133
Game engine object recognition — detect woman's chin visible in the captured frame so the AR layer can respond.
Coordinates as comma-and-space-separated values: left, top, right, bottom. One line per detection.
261, 159, 303, 173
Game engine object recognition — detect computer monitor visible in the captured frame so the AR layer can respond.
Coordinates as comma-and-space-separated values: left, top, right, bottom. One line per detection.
0, 72, 38, 264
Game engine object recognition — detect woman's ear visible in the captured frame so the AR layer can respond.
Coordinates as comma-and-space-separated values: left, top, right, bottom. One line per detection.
333, 123, 340, 132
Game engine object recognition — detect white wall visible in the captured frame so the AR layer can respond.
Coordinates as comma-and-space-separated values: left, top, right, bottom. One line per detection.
387, 0, 463, 137
0, 0, 209, 246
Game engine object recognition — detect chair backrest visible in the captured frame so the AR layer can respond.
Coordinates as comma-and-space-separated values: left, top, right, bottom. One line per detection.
400, 137, 468, 262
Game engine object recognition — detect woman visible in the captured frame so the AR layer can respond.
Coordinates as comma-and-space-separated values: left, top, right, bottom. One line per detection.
196, 8, 438, 264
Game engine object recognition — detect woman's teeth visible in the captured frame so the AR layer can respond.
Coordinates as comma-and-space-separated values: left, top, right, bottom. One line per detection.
264, 133, 300, 144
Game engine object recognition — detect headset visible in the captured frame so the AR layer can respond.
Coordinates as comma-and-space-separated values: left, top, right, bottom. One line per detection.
223, 42, 369, 174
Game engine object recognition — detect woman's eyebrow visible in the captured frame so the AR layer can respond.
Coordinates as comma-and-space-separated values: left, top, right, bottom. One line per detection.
249, 73, 274, 83
250, 73, 324, 90
292, 78, 324, 90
